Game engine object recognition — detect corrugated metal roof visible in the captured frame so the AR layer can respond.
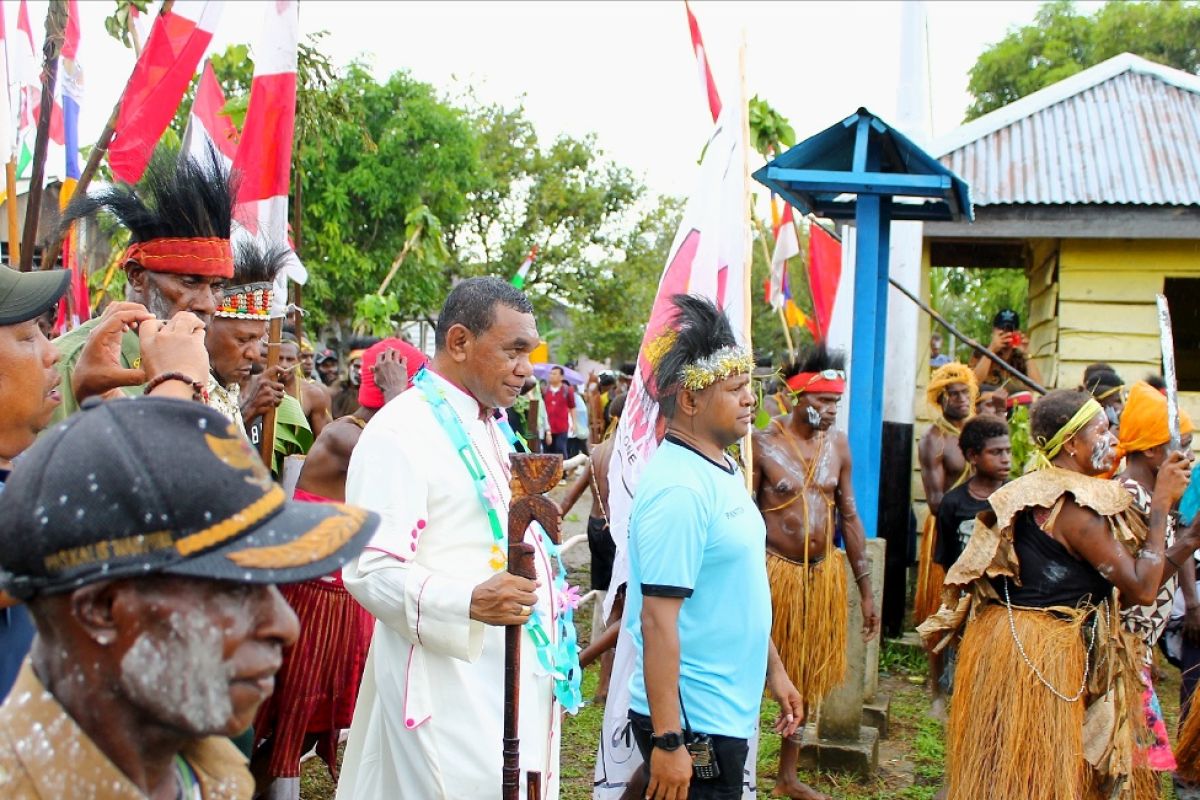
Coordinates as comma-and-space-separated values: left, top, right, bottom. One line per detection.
935, 54, 1200, 206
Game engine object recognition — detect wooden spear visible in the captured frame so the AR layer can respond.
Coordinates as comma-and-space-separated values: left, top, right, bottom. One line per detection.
504, 453, 563, 800
38, 0, 176, 273
20, 0, 67, 272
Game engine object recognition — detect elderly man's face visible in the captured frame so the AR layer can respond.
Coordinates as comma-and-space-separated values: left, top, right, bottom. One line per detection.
109, 577, 299, 737
136, 269, 224, 326
0, 318, 61, 460
206, 318, 267, 387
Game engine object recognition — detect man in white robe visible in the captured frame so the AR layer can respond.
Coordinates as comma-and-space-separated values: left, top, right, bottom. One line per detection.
337, 277, 570, 800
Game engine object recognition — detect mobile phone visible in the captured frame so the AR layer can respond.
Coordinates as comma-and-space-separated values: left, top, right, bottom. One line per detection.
686, 736, 720, 780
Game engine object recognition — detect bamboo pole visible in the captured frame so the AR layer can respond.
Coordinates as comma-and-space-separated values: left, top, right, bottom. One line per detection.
291, 162, 304, 346
6, 159, 19, 266
258, 317, 283, 467
739, 30, 754, 489
38, 0, 176, 273
21, 1, 66, 272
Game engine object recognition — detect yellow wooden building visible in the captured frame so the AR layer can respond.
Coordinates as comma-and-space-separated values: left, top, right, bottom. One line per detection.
902, 51, 1200, 522
917, 52, 1200, 428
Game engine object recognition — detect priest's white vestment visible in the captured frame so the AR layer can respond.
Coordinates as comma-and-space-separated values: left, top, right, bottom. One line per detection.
337, 370, 562, 799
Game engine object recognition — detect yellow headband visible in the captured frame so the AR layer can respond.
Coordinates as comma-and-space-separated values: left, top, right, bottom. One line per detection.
1030, 398, 1103, 470
679, 346, 755, 391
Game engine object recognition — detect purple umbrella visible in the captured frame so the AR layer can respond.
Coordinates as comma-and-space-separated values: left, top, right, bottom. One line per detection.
532, 363, 584, 386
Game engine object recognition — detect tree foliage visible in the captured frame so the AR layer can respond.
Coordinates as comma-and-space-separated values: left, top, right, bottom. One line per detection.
929, 267, 1028, 361
967, 0, 1200, 120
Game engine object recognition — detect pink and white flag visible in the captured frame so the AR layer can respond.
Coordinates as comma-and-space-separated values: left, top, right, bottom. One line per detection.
231, 0, 305, 312
595, 102, 753, 800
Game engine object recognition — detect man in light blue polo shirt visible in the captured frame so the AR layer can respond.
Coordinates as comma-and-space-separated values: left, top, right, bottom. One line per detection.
624, 295, 803, 800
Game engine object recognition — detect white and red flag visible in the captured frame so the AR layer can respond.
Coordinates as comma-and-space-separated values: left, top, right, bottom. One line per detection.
594, 101, 752, 800
231, 0, 305, 312
183, 59, 238, 170
108, 0, 222, 184
684, 0, 721, 123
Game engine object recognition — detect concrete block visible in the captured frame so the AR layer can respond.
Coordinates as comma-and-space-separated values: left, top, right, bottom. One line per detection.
862, 693, 890, 738
796, 722, 879, 779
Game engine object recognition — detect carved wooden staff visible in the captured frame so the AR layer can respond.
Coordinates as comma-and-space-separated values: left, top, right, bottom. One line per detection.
505, 452, 563, 800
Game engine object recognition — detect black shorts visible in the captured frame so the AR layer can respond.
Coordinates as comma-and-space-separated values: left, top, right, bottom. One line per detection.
628, 709, 749, 799
588, 516, 616, 591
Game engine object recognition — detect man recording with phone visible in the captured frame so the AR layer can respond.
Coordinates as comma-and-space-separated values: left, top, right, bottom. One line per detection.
970, 308, 1043, 394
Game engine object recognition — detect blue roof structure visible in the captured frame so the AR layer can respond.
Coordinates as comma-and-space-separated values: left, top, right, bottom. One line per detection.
753, 107, 973, 223
751, 107, 972, 542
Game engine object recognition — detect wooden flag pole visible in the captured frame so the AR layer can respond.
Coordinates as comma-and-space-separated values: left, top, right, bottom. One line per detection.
21, 0, 66, 272
259, 317, 283, 467
38, 0, 175, 273
6, 159, 19, 266
739, 30, 754, 488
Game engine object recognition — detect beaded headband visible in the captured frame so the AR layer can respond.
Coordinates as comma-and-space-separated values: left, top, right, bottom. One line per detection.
215, 281, 273, 320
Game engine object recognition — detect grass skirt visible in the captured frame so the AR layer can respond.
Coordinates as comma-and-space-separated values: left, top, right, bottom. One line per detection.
948, 604, 1090, 800
1176, 688, 1200, 783
914, 513, 945, 626
767, 548, 848, 706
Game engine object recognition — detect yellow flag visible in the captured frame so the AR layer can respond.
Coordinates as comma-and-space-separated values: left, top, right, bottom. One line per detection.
784, 299, 807, 328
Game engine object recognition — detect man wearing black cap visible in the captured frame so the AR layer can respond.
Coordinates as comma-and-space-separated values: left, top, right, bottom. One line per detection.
0, 398, 377, 797
315, 349, 339, 388
970, 308, 1042, 392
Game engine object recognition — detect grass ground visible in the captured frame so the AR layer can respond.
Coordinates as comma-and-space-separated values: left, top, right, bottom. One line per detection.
293, 494, 1195, 798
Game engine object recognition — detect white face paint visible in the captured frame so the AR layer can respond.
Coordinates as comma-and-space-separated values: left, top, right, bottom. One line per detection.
1090, 436, 1115, 472
118, 608, 234, 733
806, 406, 822, 427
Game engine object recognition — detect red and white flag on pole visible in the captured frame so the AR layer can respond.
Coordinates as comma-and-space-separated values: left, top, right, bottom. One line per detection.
231, 0, 304, 313
108, 0, 222, 184
768, 202, 799, 311
684, 0, 722, 123
183, 60, 238, 170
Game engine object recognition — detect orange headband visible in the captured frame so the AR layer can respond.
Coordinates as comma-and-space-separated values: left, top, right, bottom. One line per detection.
124, 237, 234, 278
787, 371, 846, 395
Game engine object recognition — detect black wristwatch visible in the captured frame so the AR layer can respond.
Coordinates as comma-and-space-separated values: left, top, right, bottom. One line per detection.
651, 731, 684, 751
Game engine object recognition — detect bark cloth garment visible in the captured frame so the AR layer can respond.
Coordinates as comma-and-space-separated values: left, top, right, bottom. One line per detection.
252, 485, 375, 780
917, 467, 1149, 800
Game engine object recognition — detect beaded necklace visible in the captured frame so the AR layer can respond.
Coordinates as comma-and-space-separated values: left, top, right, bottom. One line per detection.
414, 368, 581, 711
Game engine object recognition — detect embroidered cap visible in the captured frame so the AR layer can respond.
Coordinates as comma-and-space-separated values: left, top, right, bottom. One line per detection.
0, 398, 378, 599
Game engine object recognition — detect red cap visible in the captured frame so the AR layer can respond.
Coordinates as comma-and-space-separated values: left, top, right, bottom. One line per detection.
358, 339, 428, 409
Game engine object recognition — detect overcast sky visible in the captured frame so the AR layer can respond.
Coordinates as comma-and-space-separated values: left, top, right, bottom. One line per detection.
24, 0, 1104, 197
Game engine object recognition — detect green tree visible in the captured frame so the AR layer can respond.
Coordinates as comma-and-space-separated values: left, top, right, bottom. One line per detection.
449, 101, 644, 350
560, 196, 683, 363
929, 267, 1028, 361
297, 66, 478, 328
966, 0, 1200, 120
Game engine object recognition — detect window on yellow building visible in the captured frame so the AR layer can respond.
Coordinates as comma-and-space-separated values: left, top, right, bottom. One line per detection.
1163, 278, 1200, 392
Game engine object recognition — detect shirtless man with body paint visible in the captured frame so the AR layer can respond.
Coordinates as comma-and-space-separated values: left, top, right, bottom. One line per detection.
752, 353, 879, 800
